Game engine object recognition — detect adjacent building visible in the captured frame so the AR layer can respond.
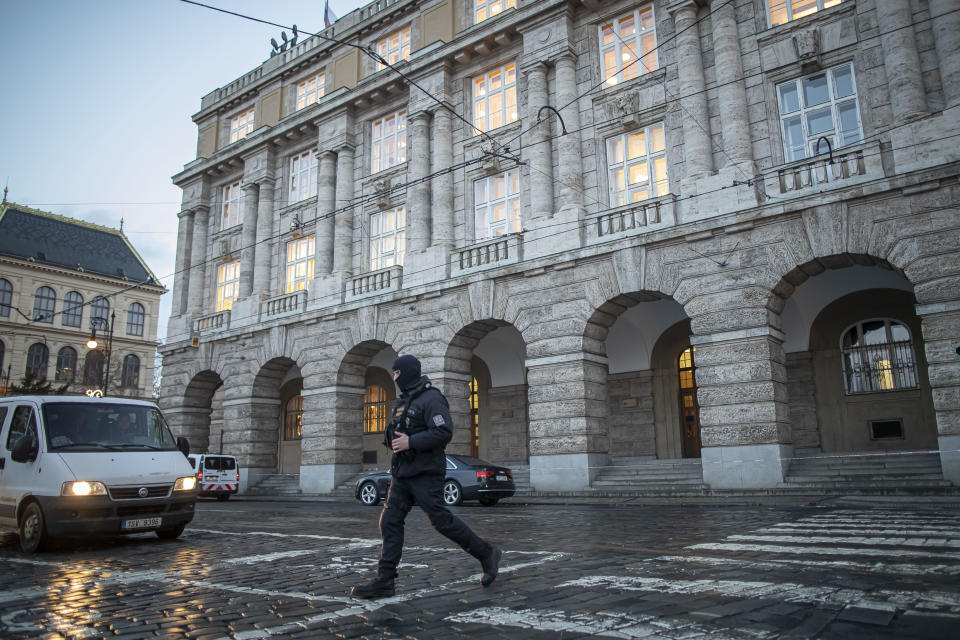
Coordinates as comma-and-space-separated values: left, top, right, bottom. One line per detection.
160, 0, 960, 493
0, 202, 165, 399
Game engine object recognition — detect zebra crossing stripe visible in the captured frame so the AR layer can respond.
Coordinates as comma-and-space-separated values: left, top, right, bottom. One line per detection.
687, 542, 960, 560
444, 606, 702, 638
725, 534, 960, 548
648, 554, 960, 577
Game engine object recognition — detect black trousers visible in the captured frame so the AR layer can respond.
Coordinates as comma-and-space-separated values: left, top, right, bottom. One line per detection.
377, 473, 492, 577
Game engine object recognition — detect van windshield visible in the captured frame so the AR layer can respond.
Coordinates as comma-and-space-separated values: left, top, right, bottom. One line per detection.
42, 403, 178, 452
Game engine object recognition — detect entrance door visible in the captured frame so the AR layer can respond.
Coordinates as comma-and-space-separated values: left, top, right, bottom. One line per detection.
678, 347, 701, 458
279, 395, 302, 474
469, 377, 480, 457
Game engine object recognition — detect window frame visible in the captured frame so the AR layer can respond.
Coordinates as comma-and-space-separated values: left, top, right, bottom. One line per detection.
840, 318, 919, 395
474, 0, 516, 24
216, 261, 240, 312
221, 181, 243, 230
62, 291, 83, 327
126, 302, 145, 336
362, 385, 389, 434
474, 169, 522, 240
296, 72, 325, 111
33, 286, 56, 324
768, 0, 844, 28
55, 346, 77, 383
0, 278, 12, 318
285, 236, 316, 293
26, 343, 49, 379
230, 107, 255, 143
90, 296, 110, 328
371, 109, 407, 174
599, 4, 658, 87
121, 354, 140, 389
473, 62, 518, 134
605, 122, 669, 207
369, 207, 406, 271
376, 27, 411, 71
289, 150, 319, 203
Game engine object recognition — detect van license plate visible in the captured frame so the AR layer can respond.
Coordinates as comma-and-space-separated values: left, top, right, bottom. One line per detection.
122, 517, 162, 530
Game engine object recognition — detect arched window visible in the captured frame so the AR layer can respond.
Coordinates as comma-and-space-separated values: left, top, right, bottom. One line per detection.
33, 286, 56, 323
121, 355, 140, 388
90, 296, 110, 328
284, 395, 303, 440
362, 385, 388, 434
62, 291, 84, 327
841, 319, 918, 394
83, 349, 105, 387
126, 302, 145, 336
26, 343, 49, 379
0, 278, 12, 317
56, 347, 77, 382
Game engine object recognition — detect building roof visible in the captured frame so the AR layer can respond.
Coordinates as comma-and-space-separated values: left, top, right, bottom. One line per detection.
0, 203, 163, 288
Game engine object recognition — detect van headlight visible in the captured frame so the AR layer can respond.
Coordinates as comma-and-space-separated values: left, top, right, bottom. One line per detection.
174, 476, 197, 492
62, 481, 107, 496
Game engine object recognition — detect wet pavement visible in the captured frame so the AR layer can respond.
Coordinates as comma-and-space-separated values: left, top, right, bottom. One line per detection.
1, 496, 958, 638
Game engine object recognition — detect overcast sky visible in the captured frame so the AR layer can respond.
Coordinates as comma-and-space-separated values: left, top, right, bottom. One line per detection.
0, 0, 365, 342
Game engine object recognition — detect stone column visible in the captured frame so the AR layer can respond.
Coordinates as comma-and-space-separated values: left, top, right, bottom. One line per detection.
671, 2, 713, 177
555, 54, 583, 211
314, 151, 337, 276
238, 182, 261, 297
878, 0, 927, 123
333, 145, 355, 277
711, 1, 753, 167
917, 306, 960, 485
525, 61, 554, 218
221, 383, 281, 491
407, 111, 432, 253
171, 209, 194, 317
299, 383, 364, 493
252, 181, 274, 297
431, 108, 455, 248
186, 205, 210, 316
930, 0, 960, 109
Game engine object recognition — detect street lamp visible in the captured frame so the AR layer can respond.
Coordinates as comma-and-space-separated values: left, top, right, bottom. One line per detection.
87, 312, 115, 395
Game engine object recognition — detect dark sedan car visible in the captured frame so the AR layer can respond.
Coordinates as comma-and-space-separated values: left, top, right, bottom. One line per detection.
354, 454, 515, 507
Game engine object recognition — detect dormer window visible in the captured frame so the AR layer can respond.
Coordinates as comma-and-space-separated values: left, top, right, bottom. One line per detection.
376, 27, 410, 71
296, 73, 325, 110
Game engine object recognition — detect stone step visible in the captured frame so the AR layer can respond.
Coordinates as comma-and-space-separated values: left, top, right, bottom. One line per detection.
779, 479, 953, 488
596, 470, 703, 479
786, 472, 945, 481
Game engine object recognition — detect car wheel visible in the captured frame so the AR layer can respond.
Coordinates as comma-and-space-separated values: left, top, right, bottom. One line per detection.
19, 501, 48, 554
156, 523, 186, 539
359, 482, 380, 506
478, 496, 499, 507
442, 480, 462, 506
217, 494, 230, 501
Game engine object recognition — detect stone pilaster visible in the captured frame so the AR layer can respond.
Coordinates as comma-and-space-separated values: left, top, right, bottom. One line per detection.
333, 145, 356, 277
525, 61, 554, 218
252, 181, 274, 297
238, 181, 260, 298
429, 370, 472, 455
407, 110, 432, 253
931, 0, 960, 109
431, 108, 455, 248
671, 2, 713, 177
711, 0, 753, 168
916, 306, 960, 485
555, 54, 583, 211
315, 150, 337, 275
299, 384, 364, 492
172, 209, 194, 317
186, 205, 210, 317
878, 0, 927, 123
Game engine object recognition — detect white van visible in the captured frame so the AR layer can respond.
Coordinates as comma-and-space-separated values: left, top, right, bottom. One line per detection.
186, 453, 239, 500
0, 395, 198, 553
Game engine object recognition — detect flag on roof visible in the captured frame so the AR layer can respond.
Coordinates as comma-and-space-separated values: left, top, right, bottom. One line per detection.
324, 0, 337, 28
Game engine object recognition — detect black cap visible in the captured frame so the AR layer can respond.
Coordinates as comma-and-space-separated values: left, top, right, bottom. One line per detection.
392, 354, 421, 390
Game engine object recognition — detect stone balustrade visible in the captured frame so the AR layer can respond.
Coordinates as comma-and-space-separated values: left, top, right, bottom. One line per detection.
770, 141, 882, 195
586, 198, 672, 245
346, 265, 403, 302
451, 234, 522, 277
261, 290, 307, 321
194, 310, 230, 335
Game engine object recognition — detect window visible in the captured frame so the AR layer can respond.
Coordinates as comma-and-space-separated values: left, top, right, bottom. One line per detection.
474, 170, 521, 240
230, 107, 255, 143
371, 110, 407, 173
221, 181, 243, 229
296, 72, 325, 110
469, 377, 480, 457
600, 5, 658, 87
83, 350, 104, 387
362, 385, 388, 433
284, 396, 303, 440
62, 291, 83, 327
474, 63, 517, 133
126, 302, 145, 336
0, 340, 4, 375
376, 27, 411, 70
369, 207, 406, 270
289, 150, 318, 203
841, 319, 918, 394
56, 347, 77, 382
768, 0, 843, 27
216, 262, 240, 312
6, 406, 37, 450
0, 278, 11, 317
475, 0, 515, 23
777, 62, 862, 163
33, 286, 56, 323
607, 123, 668, 206
285, 236, 316, 293
121, 355, 140, 389
26, 343, 49, 379
90, 296, 110, 328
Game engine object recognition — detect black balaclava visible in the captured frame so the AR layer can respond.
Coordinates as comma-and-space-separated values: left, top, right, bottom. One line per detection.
392, 354, 422, 391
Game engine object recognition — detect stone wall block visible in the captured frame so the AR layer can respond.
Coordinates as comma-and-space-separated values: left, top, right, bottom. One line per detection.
693, 339, 783, 367
935, 410, 960, 436
527, 336, 587, 359
528, 434, 589, 456
690, 308, 774, 335
920, 312, 960, 341
699, 400, 790, 426
927, 362, 960, 388
697, 381, 788, 406
529, 399, 588, 421
933, 387, 960, 412
915, 275, 960, 306
700, 423, 787, 447
694, 360, 779, 386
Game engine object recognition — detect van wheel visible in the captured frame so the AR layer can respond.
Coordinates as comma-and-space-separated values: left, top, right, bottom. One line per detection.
217, 494, 230, 501
19, 502, 49, 553
156, 523, 186, 540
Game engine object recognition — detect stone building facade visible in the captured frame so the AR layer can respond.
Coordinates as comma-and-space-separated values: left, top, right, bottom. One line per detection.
160, 0, 960, 492
0, 203, 165, 399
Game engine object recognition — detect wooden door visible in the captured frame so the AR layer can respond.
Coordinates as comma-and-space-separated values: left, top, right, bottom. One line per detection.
678, 347, 701, 458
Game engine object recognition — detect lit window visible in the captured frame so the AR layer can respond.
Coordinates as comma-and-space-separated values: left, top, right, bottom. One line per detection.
475, 0, 515, 24
376, 27, 410, 71
289, 150, 318, 202
777, 62, 862, 162
371, 110, 407, 173
121, 355, 140, 389
216, 262, 240, 312
26, 343, 49, 379
230, 107, 255, 143
126, 302, 145, 336
363, 385, 388, 433
768, 0, 843, 27
62, 291, 83, 327
842, 319, 918, 394
285, 236, 316, 293
90, 296, 109, 328
369, 207, 406, 270
221, 181, 243, 229
296, 72, 325, 110
56, 347, 77, 382
606, 123, 668, 206
0, 279, 12, 317
33, 286, 56, 323
474, 63, 517, 133
600, 6, 658, 87
474, 169, 521, 240
284, 395, 303, 440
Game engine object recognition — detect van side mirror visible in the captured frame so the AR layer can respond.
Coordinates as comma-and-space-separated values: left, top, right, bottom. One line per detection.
176, 436, 190, 458
11, 434, 38, 463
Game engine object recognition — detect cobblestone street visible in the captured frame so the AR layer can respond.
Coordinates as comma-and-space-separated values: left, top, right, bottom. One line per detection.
1, 497, 958, 638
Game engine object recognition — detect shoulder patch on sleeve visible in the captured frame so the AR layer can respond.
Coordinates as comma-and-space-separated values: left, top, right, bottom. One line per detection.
432, 414, 446, 426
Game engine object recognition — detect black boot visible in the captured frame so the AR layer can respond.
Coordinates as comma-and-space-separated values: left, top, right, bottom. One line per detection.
480, 545, 502, 587
351, 574, 396, 599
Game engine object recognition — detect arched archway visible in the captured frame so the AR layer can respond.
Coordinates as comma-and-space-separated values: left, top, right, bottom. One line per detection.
251, 357, 302, 474
178, 370, 224, 454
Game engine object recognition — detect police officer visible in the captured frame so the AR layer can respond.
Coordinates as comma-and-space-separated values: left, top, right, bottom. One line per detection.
351, 354, 502, 599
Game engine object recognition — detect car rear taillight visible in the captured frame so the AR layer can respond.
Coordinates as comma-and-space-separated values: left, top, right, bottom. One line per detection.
476, 470, 494, 480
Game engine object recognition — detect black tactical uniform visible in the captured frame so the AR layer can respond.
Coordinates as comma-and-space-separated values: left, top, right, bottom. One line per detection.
351, 355, 502, 599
